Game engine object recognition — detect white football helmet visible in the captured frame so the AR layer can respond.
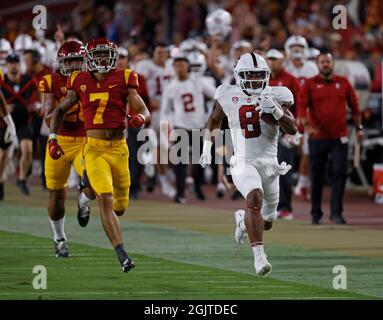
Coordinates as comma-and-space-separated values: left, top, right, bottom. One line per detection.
234, 52, 270, 95
186, 51, 207, 75
0, 39, 12, 65
205, 8, 232, 38
230, 40, 252, 60
307, 47, 320, 60
179, 38, 207, 54
14, 34, 34, 54
284, 35, 308, 60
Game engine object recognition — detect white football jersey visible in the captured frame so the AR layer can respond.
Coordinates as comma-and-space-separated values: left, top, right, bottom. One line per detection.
135, 59, 173, 103
215, 83, 294, 159
161, 74, 216, 129
284, 59, 318, 86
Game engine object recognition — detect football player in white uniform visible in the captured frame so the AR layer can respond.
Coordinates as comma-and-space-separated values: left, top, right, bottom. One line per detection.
199, 53, 297, 276
161, 55, 215, 202
135, 43, 175, 198
284, 35, 319, 201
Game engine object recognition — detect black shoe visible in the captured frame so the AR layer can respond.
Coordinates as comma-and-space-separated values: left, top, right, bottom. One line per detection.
194, 185, 206, 200
77, 192, 90, 227
311, 216, 323, 225
231, 190, 243, 200
16, 179, 30, 195
54, 238, 69, 258
332, 215, 347, 224
146, 177, 155, 193
130, 191, 139, 200
0, 183, 4, 201
121, 258, 135, 273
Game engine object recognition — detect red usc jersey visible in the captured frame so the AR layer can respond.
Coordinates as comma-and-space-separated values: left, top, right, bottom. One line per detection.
39, 72, 86, 137
67, 69, 139, 130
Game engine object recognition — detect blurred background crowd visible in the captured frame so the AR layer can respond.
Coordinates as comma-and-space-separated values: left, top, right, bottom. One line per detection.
0, 0, 382, 211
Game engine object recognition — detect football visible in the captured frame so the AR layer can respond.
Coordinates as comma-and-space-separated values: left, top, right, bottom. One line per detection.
261, 113, 279, 125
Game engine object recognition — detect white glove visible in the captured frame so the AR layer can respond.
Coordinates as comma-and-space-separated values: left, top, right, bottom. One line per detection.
255, 94, 284, 120
3, 114, 18, 144
199, 140, 212, 168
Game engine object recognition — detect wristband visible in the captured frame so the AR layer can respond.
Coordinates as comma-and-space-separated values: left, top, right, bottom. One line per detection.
272, 107, 284, 121
202, 140, 213, 154
3, 114, 15, 127
138, 114, 145, 122
49, 133, 58, 140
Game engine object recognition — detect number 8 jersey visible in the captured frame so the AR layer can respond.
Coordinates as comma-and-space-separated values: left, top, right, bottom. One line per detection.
66, 69, 139, 130
214, 83, 294, 159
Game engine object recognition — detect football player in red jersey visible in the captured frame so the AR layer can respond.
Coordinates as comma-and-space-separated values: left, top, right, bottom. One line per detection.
40, 41, 92, 257
49, 38, 150, 272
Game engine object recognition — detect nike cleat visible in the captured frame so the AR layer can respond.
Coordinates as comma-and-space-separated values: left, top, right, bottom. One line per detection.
254, 252, 272, 276
234, 209, 247, 244
121, 258, 135, 273
55, 238, 69, 258
77, 192, 90, 227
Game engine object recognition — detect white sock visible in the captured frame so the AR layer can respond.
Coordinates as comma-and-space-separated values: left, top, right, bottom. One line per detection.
298, 175, 310, 187
159, 174, 169, 188
50, 217, 66, 241
252, 244, 264, 256
78, 192, 90, 208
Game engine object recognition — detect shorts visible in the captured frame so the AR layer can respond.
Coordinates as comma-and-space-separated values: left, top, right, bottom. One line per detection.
0, 127, 12, 149
230, 156, 284, 222
83, 137, 131, 211
16, 124, 34, 141
45, 135, 85, 190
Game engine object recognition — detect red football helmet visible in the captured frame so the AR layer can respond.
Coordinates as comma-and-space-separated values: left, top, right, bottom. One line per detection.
85, 38, 118, 73
57, 40, 86, 76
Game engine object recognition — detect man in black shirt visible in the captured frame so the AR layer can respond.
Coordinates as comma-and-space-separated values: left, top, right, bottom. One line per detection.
1, 53, 39, 195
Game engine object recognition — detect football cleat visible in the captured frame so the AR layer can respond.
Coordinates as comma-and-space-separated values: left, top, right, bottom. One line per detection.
77, 192, 91, 227
277, 210, 293, 220
121, 258, 135, 273
234, 209, 247, 244
54, 238, 69, 258
254, 252, 272, 276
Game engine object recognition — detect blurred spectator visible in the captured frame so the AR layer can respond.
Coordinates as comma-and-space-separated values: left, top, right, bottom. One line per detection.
267, 49, 300, 220
298, 51, 362, 225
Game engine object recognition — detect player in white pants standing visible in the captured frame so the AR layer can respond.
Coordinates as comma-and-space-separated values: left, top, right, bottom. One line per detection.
200, 53, 297, 276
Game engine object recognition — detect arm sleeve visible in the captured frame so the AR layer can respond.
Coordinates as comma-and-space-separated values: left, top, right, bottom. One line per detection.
346, 78, 361, 116
297, 80, 310, 119
160, 86, 173, 122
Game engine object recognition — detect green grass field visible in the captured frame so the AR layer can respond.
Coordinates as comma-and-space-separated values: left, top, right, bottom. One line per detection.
0, 184, 382, 300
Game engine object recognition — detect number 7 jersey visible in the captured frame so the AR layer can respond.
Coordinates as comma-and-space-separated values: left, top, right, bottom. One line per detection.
66, 69, 139, 130
214, 83, 294, 159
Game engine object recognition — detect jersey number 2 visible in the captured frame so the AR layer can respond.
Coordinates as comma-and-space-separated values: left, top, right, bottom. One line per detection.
90, 92, 110, 124
239, 105, 261, 138
181, 93, 195, 112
